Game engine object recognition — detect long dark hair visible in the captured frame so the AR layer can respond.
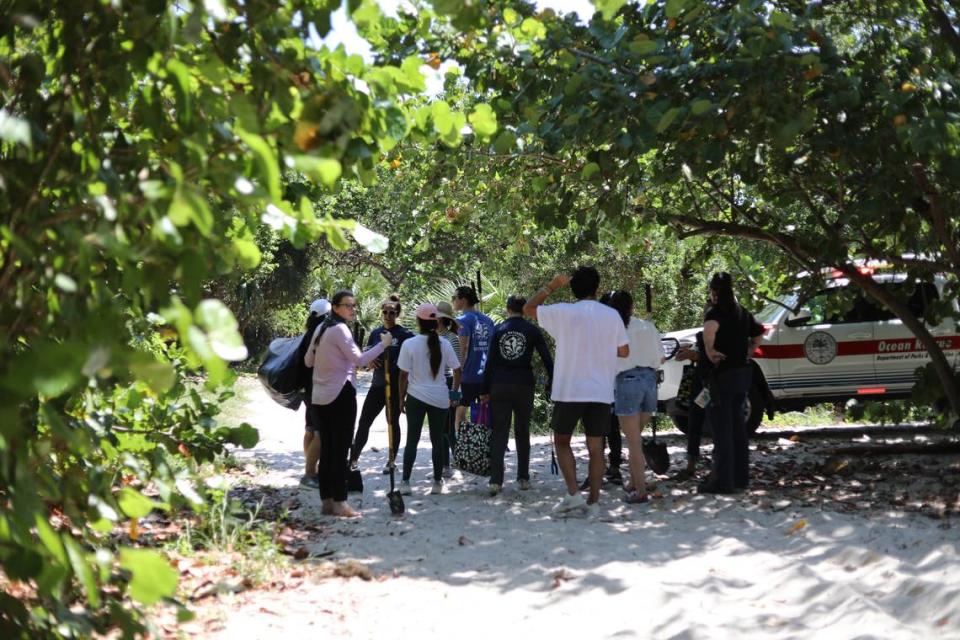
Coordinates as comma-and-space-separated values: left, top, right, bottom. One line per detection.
605, 290, 633, 327
418, 317, 442, 378
709, 272, 737, 314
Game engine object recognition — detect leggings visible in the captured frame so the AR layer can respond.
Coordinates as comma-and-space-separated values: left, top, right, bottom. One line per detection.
402, 394, 448, 482
350, 380, 402, 462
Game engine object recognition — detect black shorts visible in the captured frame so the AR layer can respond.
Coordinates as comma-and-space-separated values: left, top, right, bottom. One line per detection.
460, 382, 485, 407
550, 402, 612, 437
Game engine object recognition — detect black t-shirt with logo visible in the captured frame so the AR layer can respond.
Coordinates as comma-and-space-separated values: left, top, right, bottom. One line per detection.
482, 316, 554, 391
704, 304, 763, 372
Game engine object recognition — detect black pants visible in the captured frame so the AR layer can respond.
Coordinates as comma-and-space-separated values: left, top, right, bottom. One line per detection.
489, 383, 534, 485
606, 413, 622, 467
687, 375, 706, 462
312, 383, 357, 502
442, 375, 456, 467
706, 367, 752, 490
350, 381, 401, 462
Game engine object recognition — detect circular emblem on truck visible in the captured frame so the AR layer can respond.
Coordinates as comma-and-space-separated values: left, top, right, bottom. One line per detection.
804, 331, 837, 365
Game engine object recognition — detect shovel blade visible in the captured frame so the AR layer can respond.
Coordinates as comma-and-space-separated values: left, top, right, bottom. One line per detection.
387, 490, 405, 515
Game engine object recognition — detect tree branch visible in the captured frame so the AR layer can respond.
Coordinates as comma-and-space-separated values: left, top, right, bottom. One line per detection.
922, 0, 960, 64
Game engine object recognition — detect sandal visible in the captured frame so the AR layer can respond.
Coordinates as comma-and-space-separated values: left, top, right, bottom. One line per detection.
623, 490, 649, 504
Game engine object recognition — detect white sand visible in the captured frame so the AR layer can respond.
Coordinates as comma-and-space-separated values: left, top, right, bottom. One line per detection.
217, 377, 960, 639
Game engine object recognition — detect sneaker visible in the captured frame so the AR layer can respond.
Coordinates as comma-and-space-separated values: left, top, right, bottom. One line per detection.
488, 483, 501, 496
442, 466, 453, 479
382, 461, 396, 475
552, 492, 587, 515
399, 480, 412, 495
430, 481, 443, 495
299, 475, 319, 490
585, 502, 601, 519
518, 479, 531, 491
623, 490, 649, 504
349, 460, 359, 471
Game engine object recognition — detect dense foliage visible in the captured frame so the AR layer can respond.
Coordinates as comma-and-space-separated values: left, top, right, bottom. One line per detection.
3, 0, 960, 636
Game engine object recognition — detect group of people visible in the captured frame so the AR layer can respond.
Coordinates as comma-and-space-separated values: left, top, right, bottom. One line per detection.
295, 267, 762, 518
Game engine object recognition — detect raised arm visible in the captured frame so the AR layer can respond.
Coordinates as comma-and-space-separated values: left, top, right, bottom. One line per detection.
523, 274, 570, 320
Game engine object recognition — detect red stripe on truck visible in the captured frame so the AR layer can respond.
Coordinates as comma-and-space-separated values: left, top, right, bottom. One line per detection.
753, 336, 959, 359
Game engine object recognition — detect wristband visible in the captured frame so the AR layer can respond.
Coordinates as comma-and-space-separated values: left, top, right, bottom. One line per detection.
448, 390, 462, 401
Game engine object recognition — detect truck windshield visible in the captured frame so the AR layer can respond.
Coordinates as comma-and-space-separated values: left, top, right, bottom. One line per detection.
756, 295, 796, 324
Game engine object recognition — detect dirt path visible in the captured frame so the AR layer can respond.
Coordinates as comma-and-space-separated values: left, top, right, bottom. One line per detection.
204, 376, 960, 639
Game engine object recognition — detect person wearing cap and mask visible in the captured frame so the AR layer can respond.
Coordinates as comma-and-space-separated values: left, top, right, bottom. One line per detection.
699, 272, 764, 495
396, 303, 462, 496
480, 295, 554, 496
296, 298, 330, 490
435, 300, 463, 479
349, 295, 414, 473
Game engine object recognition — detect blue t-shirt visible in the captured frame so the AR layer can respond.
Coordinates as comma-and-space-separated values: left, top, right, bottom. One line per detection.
457, 310, 495, 383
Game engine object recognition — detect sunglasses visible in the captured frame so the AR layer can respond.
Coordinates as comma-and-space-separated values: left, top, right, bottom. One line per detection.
382, 309, 398, 316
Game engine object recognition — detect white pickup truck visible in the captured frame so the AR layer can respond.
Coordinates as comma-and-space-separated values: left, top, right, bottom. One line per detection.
657, 273, 960, 433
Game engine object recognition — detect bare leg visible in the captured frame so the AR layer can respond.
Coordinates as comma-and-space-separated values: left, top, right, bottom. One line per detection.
585, 435, 605, 504
321, 498, 334, 515
618, 413, 647, 495
455, 404, 467, 428
304, 431, 321, 478
554, 433, 579, 495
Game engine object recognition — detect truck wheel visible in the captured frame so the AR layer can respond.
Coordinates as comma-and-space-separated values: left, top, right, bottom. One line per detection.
745, 382, 765, 435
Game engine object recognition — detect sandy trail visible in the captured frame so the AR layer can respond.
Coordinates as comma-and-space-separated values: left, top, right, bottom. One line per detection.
214, 376, 960, 639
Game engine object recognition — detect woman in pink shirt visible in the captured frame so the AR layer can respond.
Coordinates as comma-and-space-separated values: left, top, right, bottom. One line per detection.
305, 290, 392, 517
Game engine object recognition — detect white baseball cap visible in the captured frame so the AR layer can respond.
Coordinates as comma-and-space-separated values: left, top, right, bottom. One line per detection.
309, 298, 331, 315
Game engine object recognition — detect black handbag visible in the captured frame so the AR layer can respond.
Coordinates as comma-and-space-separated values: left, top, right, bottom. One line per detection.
644, 415, 670, 475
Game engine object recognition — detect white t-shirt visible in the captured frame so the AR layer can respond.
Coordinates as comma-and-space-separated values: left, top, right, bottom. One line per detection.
397, 334, 460, 408
537, 300, 629, 403
618, 317, 663, 372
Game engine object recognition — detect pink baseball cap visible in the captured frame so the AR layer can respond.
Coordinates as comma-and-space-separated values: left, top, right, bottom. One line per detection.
415, 303, 438, 320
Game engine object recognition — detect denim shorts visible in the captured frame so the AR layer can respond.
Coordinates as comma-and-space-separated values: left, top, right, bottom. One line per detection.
614, 367, 657, 416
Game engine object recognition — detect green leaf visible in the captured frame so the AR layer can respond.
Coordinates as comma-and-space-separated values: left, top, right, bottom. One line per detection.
117, 488, 156, 519
194, 300, 248, 361
690, 99, 713, 115
232, 237, 262, 269
520, 17, 547, 40
468, 103, 498, 141
665, 0, 689, 19
431, 100, 455, 134
400, 55, 427, 93
237, 130, 282, 201
582, 162, 601, 179
226, 423, 259, 449
65, 538, 99, 608
119, 548, 178, 605
629, 38, 659, 55
35, 513, 67, 564
503, 7, 521, 25
167, 189, 213, 236
656, 107, 681, 133
593, 0, 627, 21
291, 155, 343, 188
493, 130, 517, 154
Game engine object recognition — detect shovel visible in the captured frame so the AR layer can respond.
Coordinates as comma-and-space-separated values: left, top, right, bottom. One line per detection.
383, 349, 404, 515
